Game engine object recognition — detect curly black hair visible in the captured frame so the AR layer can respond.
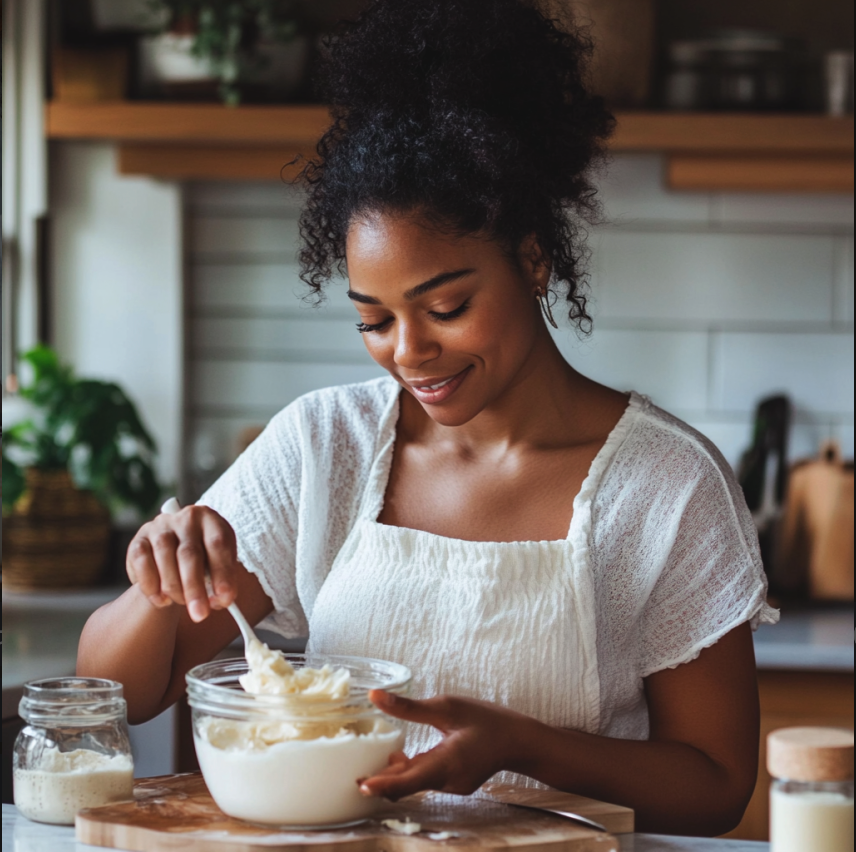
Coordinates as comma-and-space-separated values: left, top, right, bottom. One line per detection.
295, 0, 615, 329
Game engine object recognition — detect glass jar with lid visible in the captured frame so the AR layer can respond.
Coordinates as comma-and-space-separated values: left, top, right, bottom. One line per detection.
186, 654, 411, 829
768, 727, 854, 852
13, 677, 135, 825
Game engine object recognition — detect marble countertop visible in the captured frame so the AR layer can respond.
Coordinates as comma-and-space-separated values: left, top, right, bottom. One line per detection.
1, 805, 768, 851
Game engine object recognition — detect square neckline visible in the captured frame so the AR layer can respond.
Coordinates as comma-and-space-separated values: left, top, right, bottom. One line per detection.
362, 384, 644, 546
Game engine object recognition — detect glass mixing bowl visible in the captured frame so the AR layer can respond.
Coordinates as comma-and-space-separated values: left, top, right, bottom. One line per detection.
186, 654, 412, 828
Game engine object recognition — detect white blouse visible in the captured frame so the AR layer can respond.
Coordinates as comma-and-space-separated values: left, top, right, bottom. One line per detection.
199, 377, 779, 750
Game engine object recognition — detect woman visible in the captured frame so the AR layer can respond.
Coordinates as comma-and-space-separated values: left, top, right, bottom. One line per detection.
78, 0, 778, 835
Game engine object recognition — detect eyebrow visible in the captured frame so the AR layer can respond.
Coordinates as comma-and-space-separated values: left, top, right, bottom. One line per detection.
347, 268, 476, 305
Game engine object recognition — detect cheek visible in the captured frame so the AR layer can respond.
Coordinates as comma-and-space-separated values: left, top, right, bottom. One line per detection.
362, 334, 393, 365
472, 293, 539, 363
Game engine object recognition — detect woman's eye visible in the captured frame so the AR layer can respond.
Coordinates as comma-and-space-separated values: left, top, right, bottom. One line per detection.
429, 300, 471, 322
356, 317, 393, 334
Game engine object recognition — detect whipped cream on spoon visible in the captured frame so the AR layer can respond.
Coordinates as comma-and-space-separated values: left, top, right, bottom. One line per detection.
159, 499, 344, 697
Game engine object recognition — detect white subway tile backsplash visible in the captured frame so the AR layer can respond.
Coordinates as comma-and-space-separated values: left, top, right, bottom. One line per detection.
193, 264, 304, 310
832, 422, 855, 458
184, 168, 854, 499
595, 154, 712, 224
833, 236, 854, 324
712, 332, 855, 416
191, 217, 299, 256
193, 317, 373, 359
188, 181, 303, 212
555, 328, 709, 411
193, 264, 352, 313
594, 231, 836, 324
712, 193, 855, 229
192, 360, 386, 409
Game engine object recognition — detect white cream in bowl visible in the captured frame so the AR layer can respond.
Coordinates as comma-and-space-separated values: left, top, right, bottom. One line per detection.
187, 647, 410, 827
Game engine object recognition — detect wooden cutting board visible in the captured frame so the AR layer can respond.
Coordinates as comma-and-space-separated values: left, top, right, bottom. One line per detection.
76, 773, 633, 852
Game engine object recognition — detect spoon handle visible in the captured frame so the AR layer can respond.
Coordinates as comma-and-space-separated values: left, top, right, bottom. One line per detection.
506, 802, 607, 833
159, 498, 258, 647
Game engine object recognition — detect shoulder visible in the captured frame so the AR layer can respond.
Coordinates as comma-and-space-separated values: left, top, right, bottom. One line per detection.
266, 376, 399, 451
618, 394, 738, 492
594, 394, 751, 541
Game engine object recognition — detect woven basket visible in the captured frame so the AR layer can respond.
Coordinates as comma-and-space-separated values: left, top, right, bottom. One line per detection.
3, 468, 111, 590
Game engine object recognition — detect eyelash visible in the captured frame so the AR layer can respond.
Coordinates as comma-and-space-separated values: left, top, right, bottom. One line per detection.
356, 300, 472, 334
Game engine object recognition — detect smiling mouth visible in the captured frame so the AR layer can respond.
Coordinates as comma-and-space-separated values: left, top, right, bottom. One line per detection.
406, 366, 472, 404
416, 376, 457, 391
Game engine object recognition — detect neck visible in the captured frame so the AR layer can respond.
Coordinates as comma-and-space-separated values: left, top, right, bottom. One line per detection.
401, 327, 599, 453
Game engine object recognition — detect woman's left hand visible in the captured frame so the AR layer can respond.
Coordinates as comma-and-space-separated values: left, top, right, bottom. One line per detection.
359, 690, 527, 800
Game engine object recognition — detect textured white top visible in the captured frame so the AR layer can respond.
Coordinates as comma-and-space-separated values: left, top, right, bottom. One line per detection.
200, 377, 779, 749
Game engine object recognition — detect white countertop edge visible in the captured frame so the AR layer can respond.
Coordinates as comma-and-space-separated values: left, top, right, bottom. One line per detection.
753, 644, 855, 671
1, 805, 769, 851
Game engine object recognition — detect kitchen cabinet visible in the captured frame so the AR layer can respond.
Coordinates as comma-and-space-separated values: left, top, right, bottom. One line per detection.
46, 102, 854, 191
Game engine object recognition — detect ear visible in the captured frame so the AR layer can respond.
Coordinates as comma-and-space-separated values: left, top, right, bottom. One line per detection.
518, 234, 552, 292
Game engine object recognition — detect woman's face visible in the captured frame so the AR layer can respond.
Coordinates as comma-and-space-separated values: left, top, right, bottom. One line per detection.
345, 212, 550, 427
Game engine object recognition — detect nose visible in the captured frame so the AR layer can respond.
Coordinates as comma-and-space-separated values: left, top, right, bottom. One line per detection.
393, 318, 441, 370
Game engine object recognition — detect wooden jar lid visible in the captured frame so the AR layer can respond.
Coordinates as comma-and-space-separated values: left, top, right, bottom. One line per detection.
768, 727, 855, 782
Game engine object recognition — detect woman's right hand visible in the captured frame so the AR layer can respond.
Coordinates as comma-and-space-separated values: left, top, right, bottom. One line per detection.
126, 505, 239, 623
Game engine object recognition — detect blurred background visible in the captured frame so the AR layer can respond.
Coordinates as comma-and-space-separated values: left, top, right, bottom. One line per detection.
1, 0, 853, 841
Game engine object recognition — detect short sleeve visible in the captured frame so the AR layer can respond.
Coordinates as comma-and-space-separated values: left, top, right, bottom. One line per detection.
638, 436, 780, 679
197, 403, 308, 638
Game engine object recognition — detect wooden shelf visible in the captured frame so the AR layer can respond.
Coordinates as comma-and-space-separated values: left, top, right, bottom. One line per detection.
46, 102, 854, 191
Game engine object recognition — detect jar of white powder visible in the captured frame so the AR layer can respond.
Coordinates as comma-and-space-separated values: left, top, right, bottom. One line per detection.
13, 677, 134, 825
186, 654, 411, 828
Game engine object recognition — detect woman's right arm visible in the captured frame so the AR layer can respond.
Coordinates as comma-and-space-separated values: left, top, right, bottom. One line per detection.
76, 505, 273, 725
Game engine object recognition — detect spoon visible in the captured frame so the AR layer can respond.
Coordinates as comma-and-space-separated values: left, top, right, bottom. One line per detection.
504, 802, 607, 833
160, 498, 259, 649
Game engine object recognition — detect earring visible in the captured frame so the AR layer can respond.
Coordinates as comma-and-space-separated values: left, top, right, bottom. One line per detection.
537, 291, 559, 329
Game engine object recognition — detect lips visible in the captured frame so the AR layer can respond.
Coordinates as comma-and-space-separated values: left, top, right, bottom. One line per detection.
406, 366, 472, 405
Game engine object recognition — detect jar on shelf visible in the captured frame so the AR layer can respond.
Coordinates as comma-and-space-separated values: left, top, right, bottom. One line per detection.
664, 40, 712, 110
13, 677, 135, 825
706, 30, 799, 112
768, 727, 854, 852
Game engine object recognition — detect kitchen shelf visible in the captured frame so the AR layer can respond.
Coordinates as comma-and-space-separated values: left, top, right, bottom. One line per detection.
46, 102, 855, 191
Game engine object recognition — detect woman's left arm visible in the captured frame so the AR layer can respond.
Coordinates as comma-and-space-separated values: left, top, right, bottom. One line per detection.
362, 622, 760, 837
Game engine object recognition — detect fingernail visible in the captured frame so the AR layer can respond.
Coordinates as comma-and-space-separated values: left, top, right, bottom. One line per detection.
359, 784, 374, 797
188, 599, 207, 622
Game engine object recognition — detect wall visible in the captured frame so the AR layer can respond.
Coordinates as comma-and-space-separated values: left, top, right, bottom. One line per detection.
185, 155, 853, 495
50, 143, 184, 504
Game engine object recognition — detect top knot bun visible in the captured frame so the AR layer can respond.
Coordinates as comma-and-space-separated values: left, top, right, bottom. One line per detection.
321, 0, 599, 158
298, 0, 614, 329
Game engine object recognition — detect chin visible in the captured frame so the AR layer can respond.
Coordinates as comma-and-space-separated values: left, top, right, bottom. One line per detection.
416, 397, 485, 428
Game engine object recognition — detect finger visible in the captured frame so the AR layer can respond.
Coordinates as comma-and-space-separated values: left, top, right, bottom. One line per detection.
150, 528, 185, 607
360, 749, 448, 801
369, 691, 454, 730
127, 535, 170, 607
201, 512, 238, 607
388, 750, 409, 768
174, 519, 211, 623
356, 752, 410, 789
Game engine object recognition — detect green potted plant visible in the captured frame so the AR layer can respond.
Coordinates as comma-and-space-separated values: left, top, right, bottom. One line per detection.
2, 345, 162, 590
141, 0, 308, 105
